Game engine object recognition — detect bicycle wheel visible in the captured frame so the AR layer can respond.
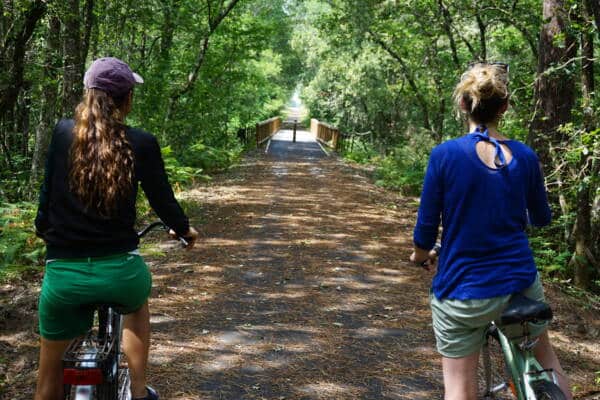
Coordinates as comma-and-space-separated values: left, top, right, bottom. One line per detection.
479, 328, 515, 399
68, 385, 95, 400
118, 368, 131, 400
531, 381, 567, 400
96, 308, 120, 400
96, 379, 118, 400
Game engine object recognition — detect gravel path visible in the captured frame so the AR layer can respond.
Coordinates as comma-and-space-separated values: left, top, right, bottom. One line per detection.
1, 129, 599, 399
148, 130, 443, 399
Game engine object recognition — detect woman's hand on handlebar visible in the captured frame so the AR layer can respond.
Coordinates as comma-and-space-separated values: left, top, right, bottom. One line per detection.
410, 245, 439, 272
169, 227, 199, 249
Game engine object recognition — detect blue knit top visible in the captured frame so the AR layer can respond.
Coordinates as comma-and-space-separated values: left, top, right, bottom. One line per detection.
413, 132, 551, 300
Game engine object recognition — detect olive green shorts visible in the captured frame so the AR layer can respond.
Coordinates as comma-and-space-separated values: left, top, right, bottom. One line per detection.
39, 253, 152, 340
430, 275, 548, 358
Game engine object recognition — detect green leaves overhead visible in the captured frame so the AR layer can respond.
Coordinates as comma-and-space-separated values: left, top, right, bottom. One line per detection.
1, 0, 302, 201
293, 0, 542, 144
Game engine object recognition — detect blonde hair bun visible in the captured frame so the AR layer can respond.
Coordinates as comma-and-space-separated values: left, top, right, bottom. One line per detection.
454, 64, 509, 123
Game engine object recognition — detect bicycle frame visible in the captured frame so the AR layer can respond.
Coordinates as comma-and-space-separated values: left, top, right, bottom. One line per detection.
62, 220, 184, 400
486, 322, 557, 400
63, 306, 123, 400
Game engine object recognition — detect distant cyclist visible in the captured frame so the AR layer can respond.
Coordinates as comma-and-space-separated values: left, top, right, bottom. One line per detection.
410, 62, 572, 400
34, 57, 198, 400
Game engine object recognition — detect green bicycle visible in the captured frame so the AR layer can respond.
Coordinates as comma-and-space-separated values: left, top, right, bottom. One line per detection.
480, 293, 566, 399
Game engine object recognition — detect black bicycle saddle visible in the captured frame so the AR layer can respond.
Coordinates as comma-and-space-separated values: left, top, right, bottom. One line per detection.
500, 293, 553, 325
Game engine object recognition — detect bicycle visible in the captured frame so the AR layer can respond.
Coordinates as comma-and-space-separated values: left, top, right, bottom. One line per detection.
61, 221, 188, 400
480, 293, 566, 399
416, 245, 566, 400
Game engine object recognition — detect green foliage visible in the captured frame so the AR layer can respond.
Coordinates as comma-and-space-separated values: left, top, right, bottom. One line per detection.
0, 155, 33, 202
161, 146, 206, 187
2, 0, 302, 204
536, 124, 600, 286
185, 141, 243, 173
342, 139, 378, 164
341, 132, 435, 196
0, 202, 45, 276
529, 234, 573, 276
373, 133, 436, 196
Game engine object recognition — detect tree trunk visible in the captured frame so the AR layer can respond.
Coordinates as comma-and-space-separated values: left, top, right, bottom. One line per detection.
528, 0, 577, 171
160, 0, 180, 60
571, 15, 595, 289
584, 0, 600, 40
31, 16, 61, 189
0, 0, 46, 121
62, 0, 83, 115
81, 0, 95, 65
17, 91, 31, 157
438, 0, 460, 67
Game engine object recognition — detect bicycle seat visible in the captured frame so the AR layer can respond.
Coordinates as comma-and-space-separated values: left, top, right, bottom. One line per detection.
500, 294, 553, 325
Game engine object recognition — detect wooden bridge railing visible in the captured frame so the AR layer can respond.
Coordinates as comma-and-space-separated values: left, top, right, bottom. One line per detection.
310, 118, 340, 150
256, 117, 282, 146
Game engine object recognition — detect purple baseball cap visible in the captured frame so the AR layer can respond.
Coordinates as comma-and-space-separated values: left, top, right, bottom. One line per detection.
83, 57, 144, 98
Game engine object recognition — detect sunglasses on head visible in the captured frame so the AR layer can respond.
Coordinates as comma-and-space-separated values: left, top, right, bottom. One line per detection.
467, 61, 509, 74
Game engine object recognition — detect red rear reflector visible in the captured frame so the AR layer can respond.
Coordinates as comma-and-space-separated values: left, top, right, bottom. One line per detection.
63, 368, 103, 385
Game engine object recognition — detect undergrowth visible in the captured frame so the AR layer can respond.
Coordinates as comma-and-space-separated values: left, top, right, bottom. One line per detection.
0, 143, 236, 282
341, 133, 434, 196
0, 202, 45, 280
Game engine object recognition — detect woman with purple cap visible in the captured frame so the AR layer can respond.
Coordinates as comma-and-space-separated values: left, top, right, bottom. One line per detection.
34, 57, 198, 400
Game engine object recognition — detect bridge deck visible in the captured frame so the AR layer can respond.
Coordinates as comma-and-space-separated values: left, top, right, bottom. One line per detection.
267, 129, 327, 160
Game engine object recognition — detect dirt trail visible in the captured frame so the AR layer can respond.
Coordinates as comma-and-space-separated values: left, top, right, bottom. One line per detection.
148, 130, 442, 399
1, 129, 599, 399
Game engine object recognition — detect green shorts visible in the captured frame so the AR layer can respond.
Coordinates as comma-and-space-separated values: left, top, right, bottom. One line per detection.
430, 275, 548, 358
39, 253, 152, 340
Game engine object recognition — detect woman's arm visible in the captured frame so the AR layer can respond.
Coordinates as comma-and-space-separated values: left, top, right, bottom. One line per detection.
34, 128, 57, 238
413, 147, 443, 249
527, 159, 552, 227
139, 136, 191, 238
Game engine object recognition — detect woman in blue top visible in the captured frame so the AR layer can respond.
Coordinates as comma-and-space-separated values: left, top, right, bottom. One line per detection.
411, 62, 571, 400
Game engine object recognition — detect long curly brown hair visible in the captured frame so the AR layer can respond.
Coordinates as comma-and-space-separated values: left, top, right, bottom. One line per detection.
70, 88, 134, 216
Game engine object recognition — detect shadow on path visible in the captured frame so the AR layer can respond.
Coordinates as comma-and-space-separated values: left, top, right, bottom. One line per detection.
147, 134, 444, 399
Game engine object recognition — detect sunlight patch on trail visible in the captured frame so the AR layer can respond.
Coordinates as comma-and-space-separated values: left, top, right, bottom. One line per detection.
297, 382, 364, 398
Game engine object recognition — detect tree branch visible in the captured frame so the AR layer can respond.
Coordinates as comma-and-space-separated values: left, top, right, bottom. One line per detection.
367, 30, 431, 131
438, 0, 460, 67
474, 6, 487, 60
167, 0, 241, 119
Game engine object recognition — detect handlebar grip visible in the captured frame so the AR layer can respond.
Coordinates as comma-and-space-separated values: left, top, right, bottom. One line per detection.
137, 221, 191, 248
137, 221, 168, 238
419, 243, 441, 269
179, 236, 189, 248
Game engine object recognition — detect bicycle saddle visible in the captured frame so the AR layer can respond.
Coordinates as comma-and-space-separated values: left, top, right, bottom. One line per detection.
500, 293, 553, 325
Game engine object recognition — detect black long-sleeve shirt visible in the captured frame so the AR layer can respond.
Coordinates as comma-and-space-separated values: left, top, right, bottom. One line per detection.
35, 119, 189, 259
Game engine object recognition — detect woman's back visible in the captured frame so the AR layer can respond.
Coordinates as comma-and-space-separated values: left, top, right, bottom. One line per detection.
36, 118, 189, 259
416, 134, 551, 300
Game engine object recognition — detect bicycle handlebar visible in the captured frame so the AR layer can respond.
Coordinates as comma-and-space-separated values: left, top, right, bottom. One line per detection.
137, 221, 189, 247
419, 243, 441, 269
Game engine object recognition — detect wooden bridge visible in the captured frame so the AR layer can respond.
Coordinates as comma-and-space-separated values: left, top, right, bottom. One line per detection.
255, 108, 364, 157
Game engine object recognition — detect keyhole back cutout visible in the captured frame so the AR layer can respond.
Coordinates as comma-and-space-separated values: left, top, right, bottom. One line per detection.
475, 140, 513, 169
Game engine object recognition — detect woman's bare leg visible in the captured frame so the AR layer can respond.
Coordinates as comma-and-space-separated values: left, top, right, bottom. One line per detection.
534, 331, 572, 399
122, 301, 150, 398
442, 352, 480, 400
35, 338, 71, 400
